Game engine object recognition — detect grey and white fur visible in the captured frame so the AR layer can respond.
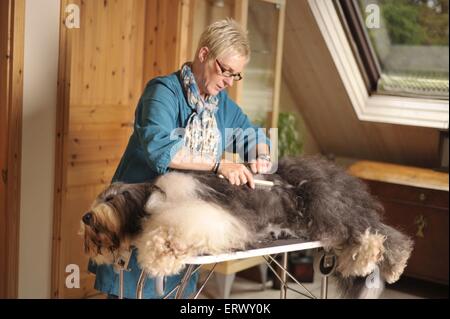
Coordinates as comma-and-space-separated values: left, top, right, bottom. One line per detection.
81, 156, 413, 298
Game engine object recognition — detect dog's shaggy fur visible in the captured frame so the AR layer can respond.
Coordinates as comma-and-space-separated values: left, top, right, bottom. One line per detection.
80, 156, 413, 298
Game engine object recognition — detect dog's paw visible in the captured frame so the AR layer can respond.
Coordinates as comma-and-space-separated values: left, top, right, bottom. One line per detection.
380, 251, 411, 284
261, 224, 296, 241
336, 229, 386, 277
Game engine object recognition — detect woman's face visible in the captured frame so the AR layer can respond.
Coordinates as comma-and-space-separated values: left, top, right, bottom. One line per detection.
196, 48, 247, 97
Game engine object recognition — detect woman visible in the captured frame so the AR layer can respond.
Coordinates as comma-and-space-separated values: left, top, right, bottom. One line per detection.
89, 18, 272, 299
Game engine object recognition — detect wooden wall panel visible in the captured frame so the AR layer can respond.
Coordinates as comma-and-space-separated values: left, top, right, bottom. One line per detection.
282, 0, 441, 168
143, 0, 185, 81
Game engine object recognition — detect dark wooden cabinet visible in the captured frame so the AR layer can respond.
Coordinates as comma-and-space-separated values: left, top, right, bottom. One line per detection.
366, 181, 448, 284
349, 161, 449, 285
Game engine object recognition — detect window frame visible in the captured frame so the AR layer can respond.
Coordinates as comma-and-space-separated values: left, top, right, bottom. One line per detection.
307, 0, 449, 130
335, 0, 381, 93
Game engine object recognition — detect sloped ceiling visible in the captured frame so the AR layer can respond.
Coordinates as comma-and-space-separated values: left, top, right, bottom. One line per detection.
282, 0, 442, 168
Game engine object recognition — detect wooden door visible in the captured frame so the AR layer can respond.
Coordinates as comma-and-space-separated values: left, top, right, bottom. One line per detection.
52, 0, 187, 298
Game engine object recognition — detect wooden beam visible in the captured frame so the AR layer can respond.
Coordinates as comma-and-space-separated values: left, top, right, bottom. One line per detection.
228, 0, 248, 103
176, 0, 191, 68
270, 0, 285, 129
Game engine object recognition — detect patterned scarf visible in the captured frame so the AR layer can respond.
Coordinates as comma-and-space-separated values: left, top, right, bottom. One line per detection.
180, 62, 220, 161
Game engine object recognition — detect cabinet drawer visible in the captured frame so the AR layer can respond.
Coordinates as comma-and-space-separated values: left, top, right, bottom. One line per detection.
366, 180, 449, 209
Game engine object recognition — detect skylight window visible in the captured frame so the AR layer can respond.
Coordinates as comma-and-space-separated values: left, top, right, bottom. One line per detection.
338, 0, 449, 100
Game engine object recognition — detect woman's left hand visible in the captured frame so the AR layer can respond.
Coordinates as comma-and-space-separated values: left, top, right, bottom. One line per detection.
249, 158, 272, 174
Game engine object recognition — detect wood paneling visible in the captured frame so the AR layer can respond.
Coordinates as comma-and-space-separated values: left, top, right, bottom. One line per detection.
53, 0, 188, 298
0, 0, 25, 299
282, 0, 441, 168
143, 0, 186, 81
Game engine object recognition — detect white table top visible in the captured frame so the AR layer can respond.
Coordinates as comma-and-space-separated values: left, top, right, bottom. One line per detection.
185, 239, 323, 265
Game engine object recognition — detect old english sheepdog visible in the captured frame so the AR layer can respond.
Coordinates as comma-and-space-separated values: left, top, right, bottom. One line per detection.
80, 156, 413, 298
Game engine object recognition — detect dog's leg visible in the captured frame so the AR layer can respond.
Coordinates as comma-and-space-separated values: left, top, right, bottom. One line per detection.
136, 226, 200, 277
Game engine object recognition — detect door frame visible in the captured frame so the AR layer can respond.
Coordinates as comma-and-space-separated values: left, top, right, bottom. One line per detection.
0, 0, 25, 299
51, 0, 72, 298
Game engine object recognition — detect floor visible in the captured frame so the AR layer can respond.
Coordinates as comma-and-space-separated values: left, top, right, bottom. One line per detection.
89, 265, 448, 299
195, 269, 449, 299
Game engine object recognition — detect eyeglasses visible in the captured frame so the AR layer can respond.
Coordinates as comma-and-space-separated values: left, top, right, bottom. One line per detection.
215, 59, 243, 81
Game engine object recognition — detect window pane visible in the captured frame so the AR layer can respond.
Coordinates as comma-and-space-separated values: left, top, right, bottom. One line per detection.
241, 0, 279, 124
359, 0, 449, 99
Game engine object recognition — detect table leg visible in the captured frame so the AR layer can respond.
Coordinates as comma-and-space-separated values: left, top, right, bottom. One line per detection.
136, 270, 148, 299
321, 276, 328, 299
280, 252, 288, 299
119, 269, 124, 299
175, 264, 195, 299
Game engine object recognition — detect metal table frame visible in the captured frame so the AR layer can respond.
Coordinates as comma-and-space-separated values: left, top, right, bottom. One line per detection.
132, 239, 336, 299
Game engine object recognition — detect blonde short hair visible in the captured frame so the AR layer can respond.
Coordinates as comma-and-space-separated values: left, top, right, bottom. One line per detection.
196, 18, 250, 61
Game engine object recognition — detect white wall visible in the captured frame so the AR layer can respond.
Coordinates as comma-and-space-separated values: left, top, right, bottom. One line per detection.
20, 0, 60, 298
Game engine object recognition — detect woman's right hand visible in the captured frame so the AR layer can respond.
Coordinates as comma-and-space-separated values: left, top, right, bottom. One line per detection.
217, 161, 255, 189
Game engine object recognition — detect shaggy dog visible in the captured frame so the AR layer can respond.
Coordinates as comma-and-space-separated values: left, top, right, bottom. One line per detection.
80, 156, 413, 298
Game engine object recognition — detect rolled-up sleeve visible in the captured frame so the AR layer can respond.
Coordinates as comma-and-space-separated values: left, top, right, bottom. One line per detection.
135, 82, 184, 174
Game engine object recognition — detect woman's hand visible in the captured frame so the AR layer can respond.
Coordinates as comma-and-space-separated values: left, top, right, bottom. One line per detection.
217, 161, 255, 189
249, 158, 272, 174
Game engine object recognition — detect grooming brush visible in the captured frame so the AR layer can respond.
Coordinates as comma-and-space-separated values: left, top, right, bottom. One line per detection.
217, 173, 275, 190
253, 174, 275, 190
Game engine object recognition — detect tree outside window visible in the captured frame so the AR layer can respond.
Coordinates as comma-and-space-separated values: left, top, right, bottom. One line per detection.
359, 0, 449, 99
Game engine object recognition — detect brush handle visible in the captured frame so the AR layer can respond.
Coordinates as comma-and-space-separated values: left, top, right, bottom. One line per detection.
218, 174, 274, 187
254, 179, 274, 187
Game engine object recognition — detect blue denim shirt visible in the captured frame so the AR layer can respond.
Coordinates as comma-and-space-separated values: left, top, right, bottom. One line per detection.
88, 70, 270, 298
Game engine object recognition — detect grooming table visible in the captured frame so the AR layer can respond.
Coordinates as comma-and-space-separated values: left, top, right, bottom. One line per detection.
134, 239, 337, 299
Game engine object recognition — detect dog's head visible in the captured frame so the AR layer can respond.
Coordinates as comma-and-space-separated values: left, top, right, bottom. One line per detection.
80, 182, 153, 260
